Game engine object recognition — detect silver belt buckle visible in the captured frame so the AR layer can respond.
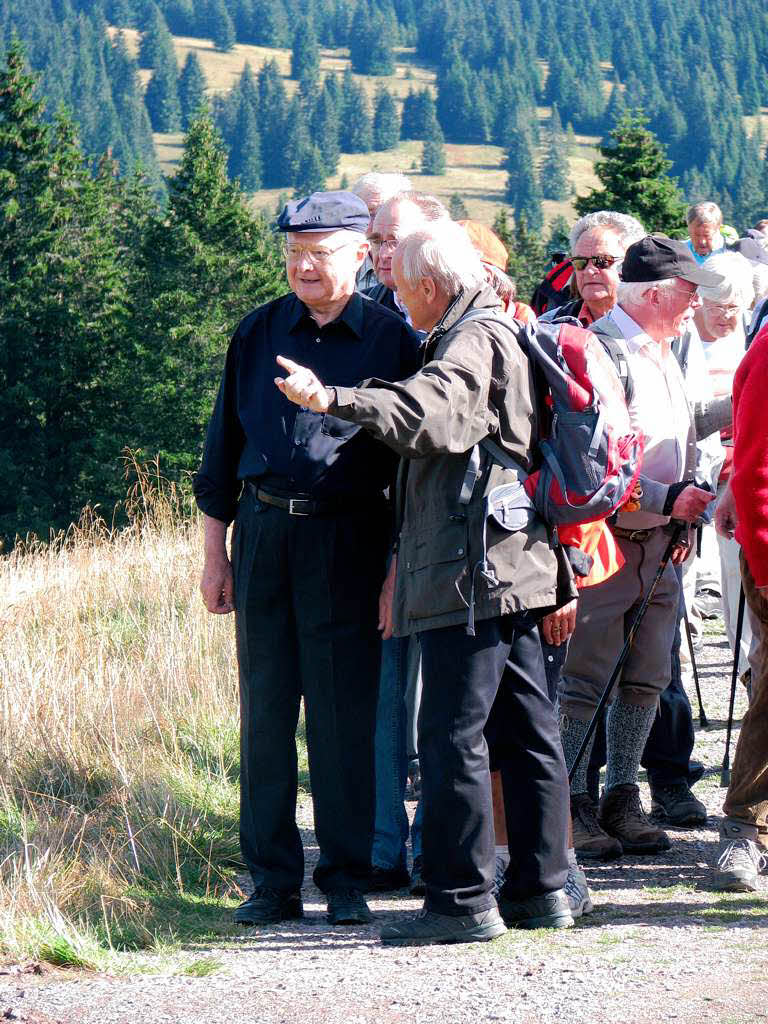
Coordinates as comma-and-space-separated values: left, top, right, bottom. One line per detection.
288, 498, 311, 516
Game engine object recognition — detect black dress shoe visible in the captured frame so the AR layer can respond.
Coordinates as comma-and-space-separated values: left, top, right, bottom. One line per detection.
366, 865, 411, 892
326, 888, 374, 924
233, 887, 303, 926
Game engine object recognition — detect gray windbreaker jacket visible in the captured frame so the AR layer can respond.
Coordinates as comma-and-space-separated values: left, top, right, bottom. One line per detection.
328, 284, 576, 637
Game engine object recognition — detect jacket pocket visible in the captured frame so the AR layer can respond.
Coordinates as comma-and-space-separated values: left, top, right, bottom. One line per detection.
399, 519, 469, 621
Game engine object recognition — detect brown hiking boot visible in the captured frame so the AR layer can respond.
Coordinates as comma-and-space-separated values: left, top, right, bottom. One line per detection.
598, 783, 671, 854
571, 793, 623, 861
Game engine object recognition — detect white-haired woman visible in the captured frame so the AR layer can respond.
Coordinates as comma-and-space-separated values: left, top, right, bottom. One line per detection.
696, 251, 757, 679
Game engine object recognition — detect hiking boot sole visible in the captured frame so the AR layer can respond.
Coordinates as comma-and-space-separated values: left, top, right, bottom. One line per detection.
574, 843, 623, 862
504, 911, 574, 930
381, 919, 507, 946
616, 836, 671, 854
712, 872, 759, 893
652, 807, 708, 827
569, 895, 594, 919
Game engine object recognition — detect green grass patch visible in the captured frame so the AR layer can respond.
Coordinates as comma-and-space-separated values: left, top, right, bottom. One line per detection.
180, 957, 224, 976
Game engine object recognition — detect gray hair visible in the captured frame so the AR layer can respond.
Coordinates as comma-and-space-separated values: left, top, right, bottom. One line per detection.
350, 172, 412, 209
397, 222, 485, 295
698, 251, 754, 309
617, 278, 678, 307
569, 211, 646, 252
686, 201, 723, 227
750, 262, 768, 305
377, 190, 450, 224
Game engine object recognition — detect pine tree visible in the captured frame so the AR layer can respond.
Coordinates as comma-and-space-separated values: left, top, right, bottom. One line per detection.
0, 42, 134, 540
209, 0, 236, 52
291, 19, 320, 89
312, 76, 341, 175
144, 49, 181, 132
138, 3, 174, 70
373, 85, 400, 150
505, 128, 543, 233
540, 112, 570, 200
421, 105, 446, 175
547, 214, 571, 255
507, 213, 547, 303
340, 70, 372, 153
227, 96, 262, 191
293, 144, 327, 196
449, 193, 468, 219
575, 109, 687, 236
178, 52, 207, 129
492, 208, 514, 253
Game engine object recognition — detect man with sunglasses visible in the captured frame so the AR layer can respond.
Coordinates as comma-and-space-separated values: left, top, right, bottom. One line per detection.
540, 211, 645, 328
193, 191, 421, 928
559, 237, 730, 859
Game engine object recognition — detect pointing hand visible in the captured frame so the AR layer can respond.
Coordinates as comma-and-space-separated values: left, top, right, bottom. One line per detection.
275, 355, 331, 413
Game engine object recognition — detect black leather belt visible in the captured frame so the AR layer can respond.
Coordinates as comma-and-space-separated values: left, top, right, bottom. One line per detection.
611, 525, 657, 543
247, 482, 377, 517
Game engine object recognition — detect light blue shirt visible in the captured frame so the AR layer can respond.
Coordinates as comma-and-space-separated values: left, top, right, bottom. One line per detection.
686, 236, 725, 264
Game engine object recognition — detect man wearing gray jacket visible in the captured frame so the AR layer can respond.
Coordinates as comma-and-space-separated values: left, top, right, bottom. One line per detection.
560, 237, 729, 860
275, 221, 578, 945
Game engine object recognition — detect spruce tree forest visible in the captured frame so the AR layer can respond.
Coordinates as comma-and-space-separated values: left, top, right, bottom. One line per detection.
2, 0, 768, 542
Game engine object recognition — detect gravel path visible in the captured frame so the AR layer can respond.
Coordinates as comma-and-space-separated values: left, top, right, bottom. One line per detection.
3, 624, 767, 1024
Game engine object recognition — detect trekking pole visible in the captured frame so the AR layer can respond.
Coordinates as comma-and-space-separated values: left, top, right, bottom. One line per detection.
568, 521, 686, 784
720, 584, 746, 787
682, 602, 709, 728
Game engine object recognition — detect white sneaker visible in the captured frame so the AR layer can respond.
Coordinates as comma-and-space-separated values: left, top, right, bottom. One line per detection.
564, 863, 594, 918
713, 822, 767, 892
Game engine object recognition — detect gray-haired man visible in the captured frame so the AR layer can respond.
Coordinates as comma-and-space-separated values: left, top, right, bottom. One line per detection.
276, 221, 578, 945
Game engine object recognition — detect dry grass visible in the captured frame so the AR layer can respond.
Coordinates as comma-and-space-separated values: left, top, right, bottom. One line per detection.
0, 459, 254, 963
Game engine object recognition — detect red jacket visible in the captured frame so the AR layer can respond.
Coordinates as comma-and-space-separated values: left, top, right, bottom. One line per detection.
732, 324, 768, 586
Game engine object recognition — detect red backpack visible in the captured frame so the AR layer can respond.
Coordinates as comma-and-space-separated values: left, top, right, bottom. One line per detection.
458, 314, 643, 528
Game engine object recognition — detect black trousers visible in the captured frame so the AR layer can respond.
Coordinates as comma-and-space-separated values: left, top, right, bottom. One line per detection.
232, 490, 389, 893
418, 615, 569, 917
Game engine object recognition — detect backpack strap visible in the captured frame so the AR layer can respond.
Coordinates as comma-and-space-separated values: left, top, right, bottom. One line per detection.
590, 316, 634, 405
450, 310, 530, 507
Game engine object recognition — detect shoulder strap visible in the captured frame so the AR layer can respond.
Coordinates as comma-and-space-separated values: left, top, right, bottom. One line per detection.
589, 317, 634, 405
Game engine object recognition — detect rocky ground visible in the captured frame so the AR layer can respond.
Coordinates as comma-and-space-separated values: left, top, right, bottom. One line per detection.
2, 623, 766, 1024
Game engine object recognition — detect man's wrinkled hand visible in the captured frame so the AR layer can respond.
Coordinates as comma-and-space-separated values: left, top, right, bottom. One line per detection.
378, 555, 397, 640
715, 484, 738, 540
670, 484, 716, 523
275, 355, 331, 413
200, 558, 234, 614
541, 598, 577, 646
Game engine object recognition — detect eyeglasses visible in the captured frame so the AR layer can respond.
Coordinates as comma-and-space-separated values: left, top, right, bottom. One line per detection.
368, 237, 400, 253
283, 241, 356, 264
569, 254, 621, 271
669, 284, 700, 303
703, 300, 741, 316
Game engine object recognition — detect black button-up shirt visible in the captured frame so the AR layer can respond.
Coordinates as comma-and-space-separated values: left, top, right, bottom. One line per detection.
194, 291, 422, 523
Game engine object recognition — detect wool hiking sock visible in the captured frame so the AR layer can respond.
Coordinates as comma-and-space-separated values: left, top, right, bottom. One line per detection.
559, 713, 594, 796
604, 696, 657, 791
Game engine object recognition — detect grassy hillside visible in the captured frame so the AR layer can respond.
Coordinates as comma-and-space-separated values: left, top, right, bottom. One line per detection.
108, 27, 601, 228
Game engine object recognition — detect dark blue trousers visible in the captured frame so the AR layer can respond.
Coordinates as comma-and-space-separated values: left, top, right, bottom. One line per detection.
232, 490, 389, 893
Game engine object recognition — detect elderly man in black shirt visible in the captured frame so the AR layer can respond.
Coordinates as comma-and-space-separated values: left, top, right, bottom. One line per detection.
194, 191, 421, 927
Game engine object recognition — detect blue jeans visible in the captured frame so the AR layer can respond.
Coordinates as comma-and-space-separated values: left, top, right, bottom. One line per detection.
372, 635, 410, 869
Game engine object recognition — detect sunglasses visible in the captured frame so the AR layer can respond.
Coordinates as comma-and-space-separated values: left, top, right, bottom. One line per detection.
570, 254, 621, 271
